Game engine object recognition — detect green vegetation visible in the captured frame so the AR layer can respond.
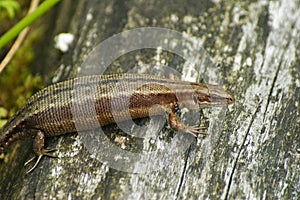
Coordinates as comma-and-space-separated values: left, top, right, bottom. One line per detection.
0, 0, 61, 125
0, 0, 20, 19
0, 0, 60, 49
0, 28, 44, 120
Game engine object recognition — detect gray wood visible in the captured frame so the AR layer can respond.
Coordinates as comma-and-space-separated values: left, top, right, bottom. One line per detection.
1, 0, 299, 199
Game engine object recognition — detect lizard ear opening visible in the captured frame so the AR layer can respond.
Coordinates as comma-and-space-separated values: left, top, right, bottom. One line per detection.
193, 94, 198, 104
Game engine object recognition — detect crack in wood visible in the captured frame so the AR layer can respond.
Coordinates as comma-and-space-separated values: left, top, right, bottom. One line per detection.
175, 145, 191, 199
224, 102, 262, 200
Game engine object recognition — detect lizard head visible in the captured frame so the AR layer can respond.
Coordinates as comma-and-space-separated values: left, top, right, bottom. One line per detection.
193, 83, 234, 106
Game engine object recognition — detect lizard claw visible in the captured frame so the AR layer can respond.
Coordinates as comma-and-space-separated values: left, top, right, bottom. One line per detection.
185, 125, 208, 137
179, 124, 207, 137
25, 148, 57, 174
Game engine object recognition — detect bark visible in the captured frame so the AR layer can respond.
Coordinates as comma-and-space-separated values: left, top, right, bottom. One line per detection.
1, 0, 299, 199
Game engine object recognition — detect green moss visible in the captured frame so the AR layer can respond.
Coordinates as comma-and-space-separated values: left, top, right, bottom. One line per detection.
0, 28, 44, 119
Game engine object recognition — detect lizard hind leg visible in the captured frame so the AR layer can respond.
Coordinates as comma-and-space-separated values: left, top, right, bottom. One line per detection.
24, 130, 57, 174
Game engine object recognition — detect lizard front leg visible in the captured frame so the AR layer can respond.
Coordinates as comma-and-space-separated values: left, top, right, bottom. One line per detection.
164, 102, 207, 137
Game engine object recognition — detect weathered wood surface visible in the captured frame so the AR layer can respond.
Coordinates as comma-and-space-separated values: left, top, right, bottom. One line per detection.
1, 0, 299, 199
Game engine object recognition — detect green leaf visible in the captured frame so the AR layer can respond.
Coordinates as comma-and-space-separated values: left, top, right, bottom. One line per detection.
0, 0, 20, 19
